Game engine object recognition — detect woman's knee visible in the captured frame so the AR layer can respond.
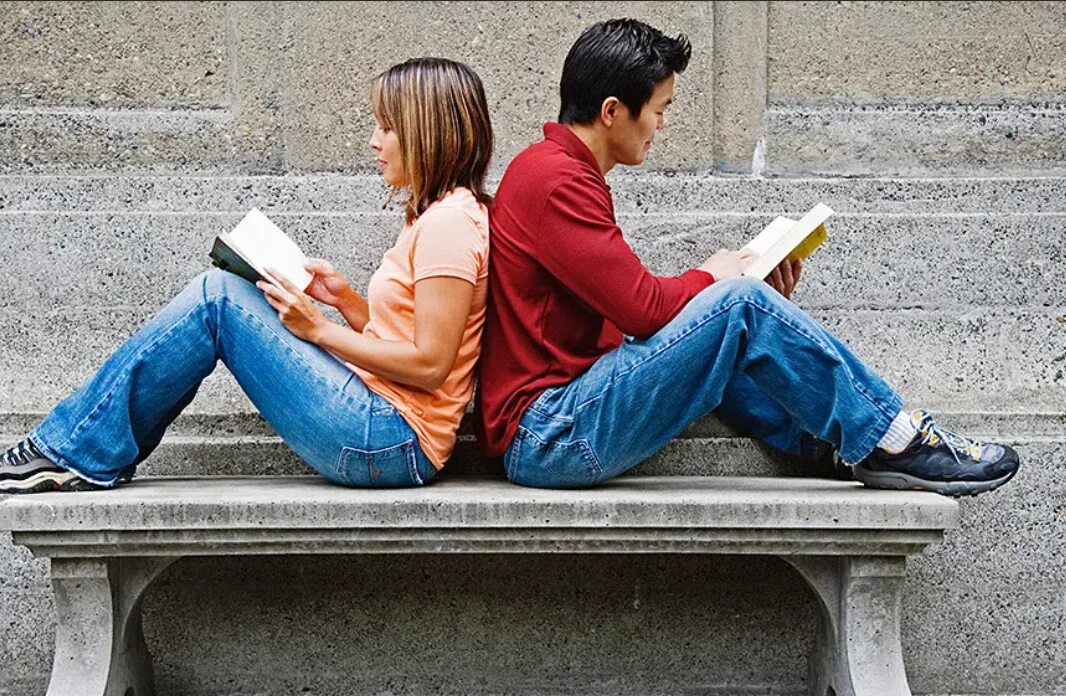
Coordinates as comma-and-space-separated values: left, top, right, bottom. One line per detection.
202, 267, 254, 298
199, 267, 271, 312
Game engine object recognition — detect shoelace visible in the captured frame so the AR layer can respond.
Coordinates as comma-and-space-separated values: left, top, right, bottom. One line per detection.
0, 440, 41, 468
913, 410, 983, 464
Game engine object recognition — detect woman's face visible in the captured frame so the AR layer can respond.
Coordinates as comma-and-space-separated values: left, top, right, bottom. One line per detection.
369, 119, 406, 187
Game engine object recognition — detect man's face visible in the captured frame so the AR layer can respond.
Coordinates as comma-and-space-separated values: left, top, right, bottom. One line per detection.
609, 74, 675, 167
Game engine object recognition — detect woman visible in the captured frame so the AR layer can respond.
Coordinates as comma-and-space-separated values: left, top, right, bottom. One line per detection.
0, 57, 493, 493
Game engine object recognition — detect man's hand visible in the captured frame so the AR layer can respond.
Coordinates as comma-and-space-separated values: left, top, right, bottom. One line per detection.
303, 258, 356, 308
257, 267, 330, 342
699, 248, 757, 281
765, 258, 803, 299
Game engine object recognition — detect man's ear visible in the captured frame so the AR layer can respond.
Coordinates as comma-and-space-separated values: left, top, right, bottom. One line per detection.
599, 97, 620, 128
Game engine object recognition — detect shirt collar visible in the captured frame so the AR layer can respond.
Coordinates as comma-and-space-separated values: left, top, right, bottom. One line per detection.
543, 122, 606, 183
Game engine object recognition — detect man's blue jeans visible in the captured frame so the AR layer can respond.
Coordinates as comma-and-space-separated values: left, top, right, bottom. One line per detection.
29, 269, 437, 488
504, 278, 904, 489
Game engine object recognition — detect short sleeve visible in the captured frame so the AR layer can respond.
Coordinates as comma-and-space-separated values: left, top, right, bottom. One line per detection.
412, 206, 486, 285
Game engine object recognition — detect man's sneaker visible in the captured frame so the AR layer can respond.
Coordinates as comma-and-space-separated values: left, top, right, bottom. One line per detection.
0, 438, 102, 494
853, 410, 1020, 498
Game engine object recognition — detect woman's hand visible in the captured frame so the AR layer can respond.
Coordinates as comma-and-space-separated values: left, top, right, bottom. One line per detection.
303, 258, 355, 308
258, 268, 330, 342
698, 248, 757, 281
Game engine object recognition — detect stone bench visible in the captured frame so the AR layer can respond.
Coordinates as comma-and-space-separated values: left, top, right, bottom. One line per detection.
0, 475, 958, 696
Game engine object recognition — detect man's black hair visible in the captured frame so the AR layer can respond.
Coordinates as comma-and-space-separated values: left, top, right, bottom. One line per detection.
559, 18, 691, 124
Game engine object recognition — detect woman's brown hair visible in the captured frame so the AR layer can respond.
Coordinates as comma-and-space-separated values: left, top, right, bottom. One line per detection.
372, 58, 494, 223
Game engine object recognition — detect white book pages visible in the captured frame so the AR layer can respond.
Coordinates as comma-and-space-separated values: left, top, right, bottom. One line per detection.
228, 208, 313, 290
743, 216, 796, 257
741, 203, 834, 280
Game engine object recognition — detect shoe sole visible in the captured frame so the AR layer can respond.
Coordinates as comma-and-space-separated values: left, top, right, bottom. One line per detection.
852, 462, 1019, 498
0, 470, 103, 494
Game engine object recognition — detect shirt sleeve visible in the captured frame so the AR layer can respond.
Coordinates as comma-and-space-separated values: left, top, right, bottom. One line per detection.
536, 174, 714, 338
412, 206, 486, 285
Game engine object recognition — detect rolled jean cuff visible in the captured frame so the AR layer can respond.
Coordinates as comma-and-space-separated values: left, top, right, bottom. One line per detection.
840, 391, 905, 466
27, 430, 119, 488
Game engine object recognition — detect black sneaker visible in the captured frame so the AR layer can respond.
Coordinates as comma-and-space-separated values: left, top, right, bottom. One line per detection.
0, 438, 102, 494
853, 410, 1020, 498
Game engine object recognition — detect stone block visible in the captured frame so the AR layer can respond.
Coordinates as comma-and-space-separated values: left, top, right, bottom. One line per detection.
813, 307, 1066, 413
278, 1, 715, 173
764, 103, 1066, 176
0, 1, 227, 108
767, 1, 1066, 104
621, 212, 1066, 309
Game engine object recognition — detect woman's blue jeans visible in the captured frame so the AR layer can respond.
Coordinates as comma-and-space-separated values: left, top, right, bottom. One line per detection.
504, 277, 904, 489
29, 268, 437, 488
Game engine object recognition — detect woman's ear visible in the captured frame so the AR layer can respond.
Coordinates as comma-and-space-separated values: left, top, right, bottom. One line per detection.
599, 97, 620, 128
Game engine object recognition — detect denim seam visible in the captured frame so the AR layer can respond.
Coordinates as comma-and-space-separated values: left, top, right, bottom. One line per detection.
406, 440, 423, 486
505, 431, 522, 481
526, 405, 573, 424
575, 295, 900, 432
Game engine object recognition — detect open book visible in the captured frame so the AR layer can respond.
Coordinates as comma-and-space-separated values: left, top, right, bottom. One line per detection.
741, 203, 833, 280
209, 208, 313, 291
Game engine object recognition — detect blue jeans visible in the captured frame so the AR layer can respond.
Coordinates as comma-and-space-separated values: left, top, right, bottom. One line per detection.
29, 269, 437, 488
504, 277, 903, 489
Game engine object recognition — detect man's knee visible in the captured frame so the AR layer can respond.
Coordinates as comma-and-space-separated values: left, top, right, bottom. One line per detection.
691, 276, 776, 314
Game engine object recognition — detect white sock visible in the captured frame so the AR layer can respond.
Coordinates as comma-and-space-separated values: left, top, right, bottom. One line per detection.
876, 410, 917, 454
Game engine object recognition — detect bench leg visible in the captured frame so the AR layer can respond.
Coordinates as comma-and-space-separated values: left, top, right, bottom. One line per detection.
782, 555, 911, 696
47, 557, 179, 696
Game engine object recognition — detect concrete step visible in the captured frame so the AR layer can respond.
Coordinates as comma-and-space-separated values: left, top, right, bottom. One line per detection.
1, 302, 1060, 414
1, 210, 1062, 310
3, 173, 1065, 213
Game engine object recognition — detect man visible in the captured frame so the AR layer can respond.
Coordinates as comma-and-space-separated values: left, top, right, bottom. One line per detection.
474, 18, 1019, 495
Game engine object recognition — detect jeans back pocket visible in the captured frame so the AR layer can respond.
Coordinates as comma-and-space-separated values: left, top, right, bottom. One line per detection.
506, 427, 603, 489
336, 439, 422, 488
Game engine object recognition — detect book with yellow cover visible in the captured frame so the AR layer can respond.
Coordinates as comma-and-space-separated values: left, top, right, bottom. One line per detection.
741, 203, 833, 280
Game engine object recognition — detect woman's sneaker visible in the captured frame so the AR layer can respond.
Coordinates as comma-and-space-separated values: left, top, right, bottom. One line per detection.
853, 410, 1020, 498
0, 438, 102, 494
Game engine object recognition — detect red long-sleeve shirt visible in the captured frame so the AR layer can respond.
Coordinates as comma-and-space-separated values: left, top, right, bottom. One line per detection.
474, 123, 714, 456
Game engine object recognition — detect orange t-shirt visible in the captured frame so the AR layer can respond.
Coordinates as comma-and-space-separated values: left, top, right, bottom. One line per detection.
351, 187, 489, 468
